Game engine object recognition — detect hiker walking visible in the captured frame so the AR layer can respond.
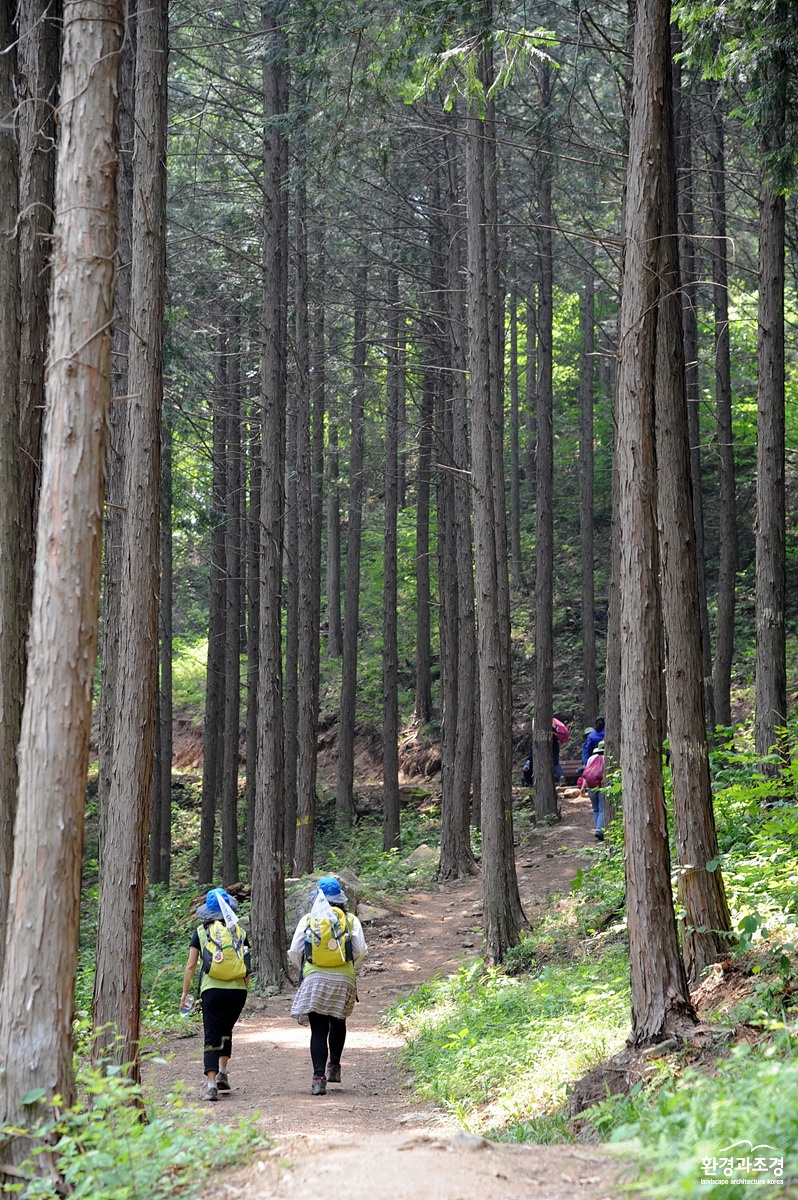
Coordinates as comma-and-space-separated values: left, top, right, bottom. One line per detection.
180, 887, 250, 1101
578, 740, 606, 841
581, 717, 605, 765
288, 875, 367, 1096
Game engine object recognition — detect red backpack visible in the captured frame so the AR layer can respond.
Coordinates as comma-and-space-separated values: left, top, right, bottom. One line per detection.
582, 751, 604, 789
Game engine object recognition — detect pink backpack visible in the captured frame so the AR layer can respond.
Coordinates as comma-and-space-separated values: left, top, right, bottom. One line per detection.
552, 718, 569, 745
582, 751, 604, 789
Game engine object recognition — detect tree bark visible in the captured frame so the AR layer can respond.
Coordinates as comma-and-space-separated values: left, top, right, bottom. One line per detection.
283, 329, 299, 865
508, 284, 524, 591
754, 90, 787, 770
154, 415, 173, 885
383, 268, 401, 852
92, 0, 166, 1073
251, 3, 289, 989
222, 324, 242, 885
579, 269, 598, 725
708, 83, 736, 732
295, 179, 321, 874
414, 360, 434, 725
0, 0, 123, 1139
655, 44, 732, 984
534, 60, 557, 822
439, 119, 478, 881
466, 20, 523, 960
336, 265, 368, 827
245, 417, 260, 869
325, 356, 343, 658
97, 2, 134, 830
674, 42, 715, 737
198, 338, 228, 885
0, 0, 21, 963
616, 0, 696, 1046
17, 0, 61, 644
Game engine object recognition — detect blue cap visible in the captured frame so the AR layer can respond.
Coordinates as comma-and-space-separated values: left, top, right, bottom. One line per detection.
197, 888, 238, 921
317, 875, 347, 904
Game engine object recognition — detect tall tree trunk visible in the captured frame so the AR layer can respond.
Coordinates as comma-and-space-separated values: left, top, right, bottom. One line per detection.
508, 284, 523, 591
0, 0, 123, 1140
708, 84, 736, 731
656, 45, 732, 984
245, 417, 261, 869
222, 326, 242, 885
97, 3, 134, 828
414, 360, 434, 724
0, 0, 21, 963
93, 0, 166, 1073
325, 364, 343, 658
17, 0, 61, 643
198, 339, 228, 885
754, 174, 787, 769
534, 60, 557, 821
336, 265, 368, 827
295, 179, 321, 874
439, 119, 478, 881
155, 415, 173, 885
383, 268, 401, 852
283, 340, 299, 865
251, 4, 289, 988
466, 20, 523, 960
617, 0, 696, 1046
674, 42, 715, 737
579, 269, 598, 724
524, 293, 537, 511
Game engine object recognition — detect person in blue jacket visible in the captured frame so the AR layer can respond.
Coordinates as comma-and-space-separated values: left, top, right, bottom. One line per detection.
581, 718, 605, 765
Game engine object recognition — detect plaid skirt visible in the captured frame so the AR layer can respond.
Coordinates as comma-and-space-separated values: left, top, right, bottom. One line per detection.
290, 970, 357, 1024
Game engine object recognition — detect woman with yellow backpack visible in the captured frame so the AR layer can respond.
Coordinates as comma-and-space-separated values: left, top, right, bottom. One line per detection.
180, 888, 250, 1101
288, 875, 368, 1095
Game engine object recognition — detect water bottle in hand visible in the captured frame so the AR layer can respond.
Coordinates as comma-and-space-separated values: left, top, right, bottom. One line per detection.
180, 997, 195, 1017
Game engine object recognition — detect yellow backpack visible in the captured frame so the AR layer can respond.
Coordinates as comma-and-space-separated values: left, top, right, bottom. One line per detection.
303, 906, 354, 968
200, 920, 249, 981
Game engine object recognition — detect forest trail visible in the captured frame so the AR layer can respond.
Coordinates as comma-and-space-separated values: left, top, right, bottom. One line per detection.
146, 790, 637, 1199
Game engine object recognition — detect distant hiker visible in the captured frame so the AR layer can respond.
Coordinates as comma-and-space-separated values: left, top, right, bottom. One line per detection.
180, 888, 250, 1101
578, 740, 605, 841
288, 875, 368, 1096
581, 717, 605, 766
522, 719, 569, 786
552, 719, 568, 784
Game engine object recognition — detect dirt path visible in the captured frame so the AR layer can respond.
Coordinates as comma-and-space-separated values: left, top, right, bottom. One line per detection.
145, 789, 635, 1199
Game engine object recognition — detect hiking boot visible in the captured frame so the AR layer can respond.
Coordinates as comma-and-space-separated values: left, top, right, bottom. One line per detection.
311, 1076, 327, 1096
204, 1084, 219, 1102
595, 829, 605, 841
326, 1064, 341, 1083
216, 1070, 230, 1091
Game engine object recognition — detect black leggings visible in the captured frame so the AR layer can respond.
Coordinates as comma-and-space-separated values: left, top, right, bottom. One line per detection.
308, 1011, 347, 1076
201, 987, 247, 1074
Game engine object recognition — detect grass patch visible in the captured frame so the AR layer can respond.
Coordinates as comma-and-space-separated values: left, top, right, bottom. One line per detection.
387, 942, 630, 1135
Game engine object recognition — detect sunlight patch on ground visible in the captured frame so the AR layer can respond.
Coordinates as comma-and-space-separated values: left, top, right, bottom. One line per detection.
236, 1025, 405, 1050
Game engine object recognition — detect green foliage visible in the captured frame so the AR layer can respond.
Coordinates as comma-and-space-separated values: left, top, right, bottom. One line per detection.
586, 1035, 798, 1198
317, 811, 442, 893
171, 638, 208, 711
1, 1067, 268, 1200
386, 945, 630, 1133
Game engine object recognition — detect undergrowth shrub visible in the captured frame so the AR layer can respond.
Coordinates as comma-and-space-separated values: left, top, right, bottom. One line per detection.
585, 1031, 798, 1198
1, 1065, 268, 1200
